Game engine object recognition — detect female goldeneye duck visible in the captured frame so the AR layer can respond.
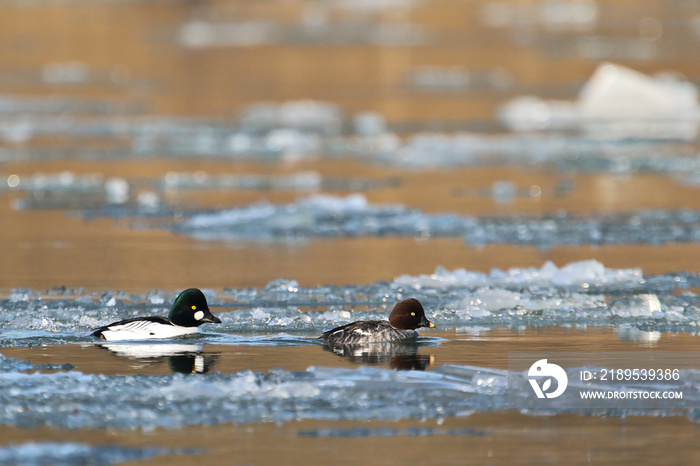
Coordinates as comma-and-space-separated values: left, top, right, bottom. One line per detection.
90, 288, 222, 341
320, 298, 435, 345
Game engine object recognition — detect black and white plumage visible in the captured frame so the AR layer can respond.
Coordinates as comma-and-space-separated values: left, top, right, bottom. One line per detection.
90, 288, 222, 341
320, 298, 435, 345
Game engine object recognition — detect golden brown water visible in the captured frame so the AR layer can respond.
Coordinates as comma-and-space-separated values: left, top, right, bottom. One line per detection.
3, 0, 700, 464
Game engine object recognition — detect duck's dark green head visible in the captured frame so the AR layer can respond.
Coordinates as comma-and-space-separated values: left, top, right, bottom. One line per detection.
168, 288, 222, 328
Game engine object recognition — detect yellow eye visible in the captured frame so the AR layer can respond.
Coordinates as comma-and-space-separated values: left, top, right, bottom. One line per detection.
191, 305, 197, 310
411, 312, 415, 316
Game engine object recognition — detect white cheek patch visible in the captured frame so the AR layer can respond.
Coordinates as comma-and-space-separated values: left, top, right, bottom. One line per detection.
193, 311, 204, 320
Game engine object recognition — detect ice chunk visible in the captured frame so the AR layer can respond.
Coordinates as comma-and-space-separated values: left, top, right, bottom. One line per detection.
42, 61, 91, 84
161, 171, 323, 192
396, 260, 642, 289
137, 191, 161, 210
353, 111, 387, 136
579, 63, 699, 139
298, 193, 368, 211
497, 96, 578, 132
318, 310, 352, 322
176, 193, 433, 241
148, 294, 166, 305
499, 63, 700, 140
610, 294, 663, 318
465, 289, 522, 312
264, 278, 300, 293
105, 177, 129, 204
0, 442, 176, 465
178, 20, 274, 48
0, 353, 72, 372
491, 180, 517, 205
481, 0, 598, 31
462, 210, 700, 248
240, 100, 343, 135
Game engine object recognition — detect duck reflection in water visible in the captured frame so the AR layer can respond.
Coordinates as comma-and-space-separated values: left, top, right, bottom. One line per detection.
319, 298, 436, 370
95, 343, 219, 374
322, 342, 435, 371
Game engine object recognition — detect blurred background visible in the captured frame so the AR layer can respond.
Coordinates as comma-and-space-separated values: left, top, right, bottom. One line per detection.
2, 0, 700, 291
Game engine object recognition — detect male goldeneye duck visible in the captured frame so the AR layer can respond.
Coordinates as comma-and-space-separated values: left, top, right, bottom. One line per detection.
90, 288, 222, 341
320, 298, 435, 345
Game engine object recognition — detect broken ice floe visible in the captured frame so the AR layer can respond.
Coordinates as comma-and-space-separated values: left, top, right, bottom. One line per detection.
394, 260, 642, 289
0, 442, 180, 466
4, 172, 132, 210
462, 210, 700, 247
499, 62, 700, 140
0, 94, 133, 117
4, 170, 397, 212
480, 0, 599, 32
178, 19, 426, 48
0, 353, 72, 372
405, 66, 513, 92
161, 193, 700, 247
173, 193, 461, 241
159, 170, 398, 193
1, 363, 700, 430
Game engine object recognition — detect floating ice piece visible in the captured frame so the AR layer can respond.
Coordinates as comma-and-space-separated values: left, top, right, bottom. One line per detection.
397, 260, 642, 290
147, 294, 166, 305
176, 193, 440, 241
0, 442, 177, 465
499, 63, 700, 140
240, 100, 343, 135
407, 66, 513, 92
490, 180, 517, 205
498, 96, 578, 132
178, 20, 426, 48
136, 191, 161, 210
0, 95, 121, 116
0, 353, 72, 372
610, 294, 665, 319
42, 61, 91, 84
353, 111, 387, 136
168, 196, 700, 245
4, 171, 134, 210
462, 210, 700, 248
179, 20, 275, 48
579, 63, 700, 140
330, 0, 421, 14
161, 171, 323, 192
264, 278, 300, 293
481, 0, 598, 31
105, 177, 129, 204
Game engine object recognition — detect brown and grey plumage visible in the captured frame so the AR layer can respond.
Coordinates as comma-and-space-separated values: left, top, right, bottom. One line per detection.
320, 298, 435, 345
